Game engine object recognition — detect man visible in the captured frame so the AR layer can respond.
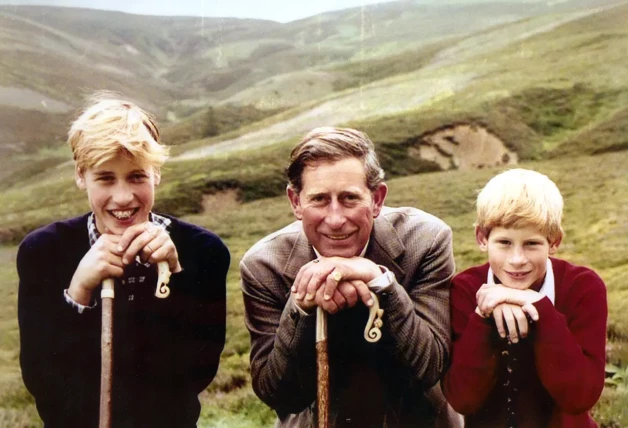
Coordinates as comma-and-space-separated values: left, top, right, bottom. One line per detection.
240, 127, 460, 427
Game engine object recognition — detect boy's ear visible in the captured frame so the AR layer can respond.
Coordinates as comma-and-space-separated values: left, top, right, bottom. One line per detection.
286, 185, 303, 220
154, 169, 161, 186
549, 235, 562, 255
475, 227, 489, 252
75, 166, 86, 190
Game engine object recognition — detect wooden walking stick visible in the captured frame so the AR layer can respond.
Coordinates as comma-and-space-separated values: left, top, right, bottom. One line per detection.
316, 284, 385, 428
316, 306, 329, 428
99, 261, 172, 428
99, 278, 115, 428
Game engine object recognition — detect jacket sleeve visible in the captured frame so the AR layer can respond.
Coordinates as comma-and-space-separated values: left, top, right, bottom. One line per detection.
442, 271, 501, 414
376, 224, 455, 389
531, 269, 607, 414
17, 229, 102, 426
240, 258, 317, 415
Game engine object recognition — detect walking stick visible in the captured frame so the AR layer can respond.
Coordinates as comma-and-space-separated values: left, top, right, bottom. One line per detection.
98, 261, 172, 428
316, 289, 385, 428
99, 278, 115, 428
316, 306, 329, 428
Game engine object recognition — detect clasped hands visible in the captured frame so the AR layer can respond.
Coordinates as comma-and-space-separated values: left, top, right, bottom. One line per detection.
476, 283, 543, 344
68, 222, 182, 305
292, 256, 381, 314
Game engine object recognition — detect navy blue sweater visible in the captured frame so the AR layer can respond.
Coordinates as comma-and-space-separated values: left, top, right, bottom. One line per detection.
17, 214, 229, 428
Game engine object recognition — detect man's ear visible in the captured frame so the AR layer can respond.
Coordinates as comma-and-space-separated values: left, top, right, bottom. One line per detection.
549, 235, 562, 255
286, 185, 303, 220
75, 166, 86, 190
371, 183, 388, 218
475, 227, 489, 252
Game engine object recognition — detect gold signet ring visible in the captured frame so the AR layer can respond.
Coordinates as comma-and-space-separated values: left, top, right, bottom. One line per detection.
331, 271, 343, 282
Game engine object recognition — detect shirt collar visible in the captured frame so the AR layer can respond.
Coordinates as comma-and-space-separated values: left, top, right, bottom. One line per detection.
312, 239, 370, 259
87, 212, 171, 247
487, 258, 555, 305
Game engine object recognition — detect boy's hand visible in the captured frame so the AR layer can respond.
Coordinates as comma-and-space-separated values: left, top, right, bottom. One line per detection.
68, 234, 125, 305
117, 222, 182, 274
492, 303, 539, 343
476, 283, 543, 315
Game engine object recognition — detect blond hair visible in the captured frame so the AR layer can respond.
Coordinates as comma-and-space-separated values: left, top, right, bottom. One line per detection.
68, 91, 168, 170
287, 127, 385, 194
475, 168, 564, 243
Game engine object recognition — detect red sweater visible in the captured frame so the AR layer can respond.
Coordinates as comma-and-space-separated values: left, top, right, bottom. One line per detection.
443, 258, 607, 428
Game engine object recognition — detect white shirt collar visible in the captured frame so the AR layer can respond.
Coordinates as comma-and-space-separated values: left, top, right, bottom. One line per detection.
487, 258, 555, 305
312, 239, 370, 259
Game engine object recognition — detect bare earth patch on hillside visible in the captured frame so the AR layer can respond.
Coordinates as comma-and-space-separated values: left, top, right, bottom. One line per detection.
416, 123, 518, 170
202, 189, 240, 214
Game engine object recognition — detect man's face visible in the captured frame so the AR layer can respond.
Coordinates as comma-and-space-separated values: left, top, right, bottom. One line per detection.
76, 155, 160, 235
287, 157, 387, 258
477, 225, 560, 290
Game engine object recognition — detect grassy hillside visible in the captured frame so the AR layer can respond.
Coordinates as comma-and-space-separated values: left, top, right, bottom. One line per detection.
1, 0, 614, 153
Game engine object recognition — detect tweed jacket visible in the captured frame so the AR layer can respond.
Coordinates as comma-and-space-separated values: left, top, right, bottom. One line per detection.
240, 206, 461, 428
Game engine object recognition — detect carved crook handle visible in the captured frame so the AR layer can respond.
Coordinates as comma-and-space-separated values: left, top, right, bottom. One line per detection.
155, 261, 171, 298
364, 291, 384, 343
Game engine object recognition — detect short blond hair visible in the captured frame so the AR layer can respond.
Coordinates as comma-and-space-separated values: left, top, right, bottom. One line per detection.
68, 92, 168, 170
475, 168, 564, 243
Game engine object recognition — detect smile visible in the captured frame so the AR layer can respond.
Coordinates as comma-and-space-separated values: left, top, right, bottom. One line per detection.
507, 271, 530, 279
323, 233, 353, 240
108, 208, 139, 220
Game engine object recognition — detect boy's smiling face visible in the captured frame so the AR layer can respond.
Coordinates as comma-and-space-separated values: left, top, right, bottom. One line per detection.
476, 225, 560, 290
76, 154, 160, 235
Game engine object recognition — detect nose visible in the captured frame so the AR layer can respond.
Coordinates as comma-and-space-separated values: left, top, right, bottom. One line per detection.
111, 182, 134, 206
508, 246, 527, 265
324, 199, 347, 229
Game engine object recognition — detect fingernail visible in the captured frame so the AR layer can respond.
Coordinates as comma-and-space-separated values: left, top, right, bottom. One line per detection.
291, 286, 296, 293
512, 338, 518, 344
296, 293, 304, 300
500, 333, 505, 338
324, 294, 331, 301
122, 258, 129, 265
117, 245, 123, 252
367, 299, 374, 307
305, 293, 314, 300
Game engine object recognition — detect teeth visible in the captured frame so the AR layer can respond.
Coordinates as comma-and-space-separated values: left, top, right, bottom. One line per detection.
326, 234, 350, 240
111, 210, 135, 219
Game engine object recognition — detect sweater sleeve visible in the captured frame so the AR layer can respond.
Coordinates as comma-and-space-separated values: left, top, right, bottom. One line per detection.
443, 270, 501, 414
17, 227, 102, 426
531, 268, 607, 414
173, 227, 229, 394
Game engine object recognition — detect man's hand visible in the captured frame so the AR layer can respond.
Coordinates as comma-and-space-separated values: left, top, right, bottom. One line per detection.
68, 234, 125, 305
492, 303, 539, 344
116, 222, 182, 274
292, 257, 380, 313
